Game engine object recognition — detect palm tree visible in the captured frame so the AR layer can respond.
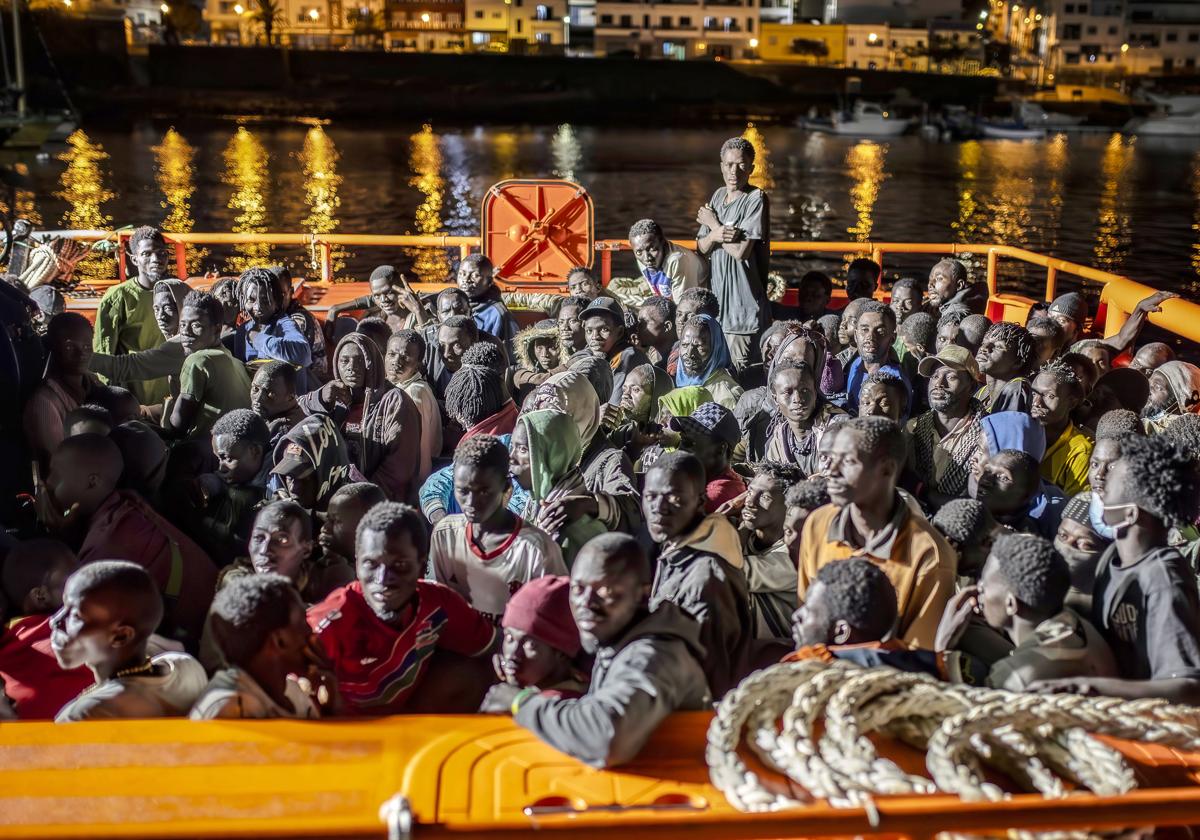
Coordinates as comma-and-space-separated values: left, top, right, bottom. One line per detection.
250, 0, 286, 44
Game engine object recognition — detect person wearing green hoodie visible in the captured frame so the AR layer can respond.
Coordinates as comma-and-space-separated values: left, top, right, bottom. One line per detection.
510, 409, 607, 567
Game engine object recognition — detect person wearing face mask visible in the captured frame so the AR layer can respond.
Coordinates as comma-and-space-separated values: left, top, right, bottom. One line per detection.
1035, 435, 1200, 704
1141, 360, 1200, 435
1053, 493, 1112, 615
935, 533, 1118, 692
299, 332, 421, 505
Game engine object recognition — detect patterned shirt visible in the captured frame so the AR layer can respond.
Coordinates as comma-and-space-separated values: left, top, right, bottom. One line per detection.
307, 581, 495, 715
906, 407, 983, 499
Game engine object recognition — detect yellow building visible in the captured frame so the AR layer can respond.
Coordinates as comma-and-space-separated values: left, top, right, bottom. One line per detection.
759, 22, 845, 63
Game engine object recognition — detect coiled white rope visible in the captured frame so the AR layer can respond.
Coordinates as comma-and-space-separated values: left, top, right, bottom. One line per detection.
707, 661, 1200, 836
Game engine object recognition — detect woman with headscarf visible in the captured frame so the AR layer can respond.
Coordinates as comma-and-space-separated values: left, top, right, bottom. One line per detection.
528, 369, 642, 533
232, 267, 314, 394
510, 409, 607, 566
675, 313, 742, 410
763, 359, 846, 475
298, 332, 420, 504
1143, 360, 1200, 434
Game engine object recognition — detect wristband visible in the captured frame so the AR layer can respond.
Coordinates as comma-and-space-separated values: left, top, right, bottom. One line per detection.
510, 686, 539, 716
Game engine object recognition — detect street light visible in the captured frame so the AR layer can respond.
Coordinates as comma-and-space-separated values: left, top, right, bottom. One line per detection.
979, 9, 987, 18
1120, 42, 1129, 52
233, 3, 244, 13
421, 12, 429, 21
308, 7, 319, 18
749, 37, 758, 47
562, 14, 570, 47
503, 0, 511, 51
160, 3, 169, 12
868, 31, 878, 43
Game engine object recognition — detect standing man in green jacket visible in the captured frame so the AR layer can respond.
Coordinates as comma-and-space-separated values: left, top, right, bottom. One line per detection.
93, 226, 171, 407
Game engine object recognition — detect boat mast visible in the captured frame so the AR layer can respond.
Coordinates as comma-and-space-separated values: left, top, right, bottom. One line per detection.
11, 0, 23, 120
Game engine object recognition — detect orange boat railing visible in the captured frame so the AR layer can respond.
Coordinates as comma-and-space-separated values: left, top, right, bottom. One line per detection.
3, 712, 1200, 839
48, 230, 1200, 346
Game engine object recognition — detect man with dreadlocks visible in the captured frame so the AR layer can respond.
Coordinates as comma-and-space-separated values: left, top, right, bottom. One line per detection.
230, 267, 314, 394
269, 265, 329, 386
93, 226, 171, 406
975, 321, 1035, 415
1031, 360, 1092, 497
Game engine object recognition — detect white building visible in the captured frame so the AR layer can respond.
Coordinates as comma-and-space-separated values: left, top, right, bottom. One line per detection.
593, 0, 758, 59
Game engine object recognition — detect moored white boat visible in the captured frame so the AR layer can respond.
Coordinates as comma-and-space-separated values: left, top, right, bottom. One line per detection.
1125, 111, 1200, 137
979, 121, 1046, 140
827, 101, 911, 137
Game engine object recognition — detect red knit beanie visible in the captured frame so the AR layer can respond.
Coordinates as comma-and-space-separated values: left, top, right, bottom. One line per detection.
502, 575, 580, 658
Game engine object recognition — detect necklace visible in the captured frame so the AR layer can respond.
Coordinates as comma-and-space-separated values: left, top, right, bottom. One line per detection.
113, 658, 156, 680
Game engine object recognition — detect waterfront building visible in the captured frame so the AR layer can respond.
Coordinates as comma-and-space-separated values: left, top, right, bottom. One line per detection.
205, 0, 385, 47
759, 20, 981, 69
1035, 0, 1200, 78
464, 0, 570, 49
593, 0, 758, 59
383, 0, 467, 51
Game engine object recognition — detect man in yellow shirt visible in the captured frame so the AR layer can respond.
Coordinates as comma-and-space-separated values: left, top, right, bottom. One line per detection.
796, 416, 957, 648
1031, 360, 1092, 497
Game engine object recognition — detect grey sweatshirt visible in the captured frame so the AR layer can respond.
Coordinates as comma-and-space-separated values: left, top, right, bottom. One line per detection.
651, 532, 754, 699
514, 603, 711, 769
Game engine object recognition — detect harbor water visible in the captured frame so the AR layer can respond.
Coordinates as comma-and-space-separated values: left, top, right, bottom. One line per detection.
10, 119, 1200, 300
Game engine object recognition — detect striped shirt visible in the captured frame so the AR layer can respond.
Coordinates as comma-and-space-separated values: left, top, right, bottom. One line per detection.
307, 581, 495, 715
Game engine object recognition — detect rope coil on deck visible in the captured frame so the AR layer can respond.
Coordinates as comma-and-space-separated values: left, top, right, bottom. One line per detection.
707, 662, 1200, 837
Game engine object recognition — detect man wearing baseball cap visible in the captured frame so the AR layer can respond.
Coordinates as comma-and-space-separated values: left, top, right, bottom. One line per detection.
908, 345, 984, 505
579, 297, 649, 406
671, 401, 746, 514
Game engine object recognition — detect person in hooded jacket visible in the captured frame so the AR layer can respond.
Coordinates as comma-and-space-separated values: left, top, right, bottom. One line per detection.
512, 320, 566, 402
525, 370, 642, 535
612, 363, 673, 470
510, 409, 607, 567
642, 450, 752, 698
299, 332, 421, 505
480, 533, 710, 769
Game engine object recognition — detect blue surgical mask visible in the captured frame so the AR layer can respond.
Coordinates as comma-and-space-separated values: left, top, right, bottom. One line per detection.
1089, 492, 1118, 541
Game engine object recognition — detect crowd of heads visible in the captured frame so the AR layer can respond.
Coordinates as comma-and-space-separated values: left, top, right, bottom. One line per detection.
1, 140, 1199, 770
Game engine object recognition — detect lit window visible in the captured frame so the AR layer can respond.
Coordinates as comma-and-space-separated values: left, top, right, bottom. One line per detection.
536, 4, 548, 20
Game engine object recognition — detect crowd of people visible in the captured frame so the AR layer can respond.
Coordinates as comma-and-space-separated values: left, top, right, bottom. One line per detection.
2, 135, 1200, 772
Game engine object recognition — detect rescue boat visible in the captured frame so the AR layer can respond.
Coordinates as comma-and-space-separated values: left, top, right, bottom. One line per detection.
7, 179, 1200, 839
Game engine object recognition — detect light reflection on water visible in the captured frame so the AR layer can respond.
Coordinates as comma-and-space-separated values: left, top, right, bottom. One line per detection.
298, 124, 349, 279
24, 121, 1200, 296
222, 126, 272, 273
55, 130, 116, 285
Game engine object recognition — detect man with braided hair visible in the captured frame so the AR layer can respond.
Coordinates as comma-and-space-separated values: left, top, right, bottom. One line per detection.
975, 321, 1035, 414
230, 267, 314, 393
93, 226, 171, 406
629, 218, 708, 301
936, 533, 1117, 692
1038, 436, 1200, 703
797, 416, 956, 649
1032, 360, 1092, 496
444, 362, 517, 441
429, 435, 564, 622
